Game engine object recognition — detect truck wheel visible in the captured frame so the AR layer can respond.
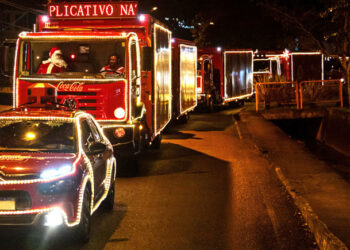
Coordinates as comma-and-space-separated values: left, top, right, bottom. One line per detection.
179, 114, 189, 124
151, 134, 162, 149
117, 156, 138, 177
75, 187, 91, 243
103, 167, 115, 210
207, 99, 214, 112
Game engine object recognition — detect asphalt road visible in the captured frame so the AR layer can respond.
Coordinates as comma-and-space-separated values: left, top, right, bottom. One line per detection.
0, 107, 317, 250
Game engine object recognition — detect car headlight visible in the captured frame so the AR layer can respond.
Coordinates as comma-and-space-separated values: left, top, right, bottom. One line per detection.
40, 165, 74, 179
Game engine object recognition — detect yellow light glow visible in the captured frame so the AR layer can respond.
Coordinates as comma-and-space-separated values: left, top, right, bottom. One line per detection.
25, 132, 36, 140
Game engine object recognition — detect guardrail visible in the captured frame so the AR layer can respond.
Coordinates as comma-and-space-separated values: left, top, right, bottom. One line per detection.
299, 80, 343, 109
255, 82, 299, 111
255, 79, 343, 111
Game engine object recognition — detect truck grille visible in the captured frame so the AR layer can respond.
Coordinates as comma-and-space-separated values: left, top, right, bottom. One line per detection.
0, 191, 32, 210
57, 90, 102, 118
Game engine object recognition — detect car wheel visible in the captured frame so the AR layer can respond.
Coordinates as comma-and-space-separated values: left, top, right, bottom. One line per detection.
75, 187, 91, 243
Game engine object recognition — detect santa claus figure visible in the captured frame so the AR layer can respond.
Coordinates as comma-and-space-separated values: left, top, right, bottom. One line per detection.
37, 47, 67, 74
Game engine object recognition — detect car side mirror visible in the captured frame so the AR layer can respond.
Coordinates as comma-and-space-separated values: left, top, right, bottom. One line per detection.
88, 141, 107, 154
142, 46, 152, 71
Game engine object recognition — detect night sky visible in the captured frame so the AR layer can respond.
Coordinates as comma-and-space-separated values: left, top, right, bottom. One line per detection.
4, 0, 322, 51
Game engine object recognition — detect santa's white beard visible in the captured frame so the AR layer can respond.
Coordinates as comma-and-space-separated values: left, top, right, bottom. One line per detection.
51, 55, 67, 68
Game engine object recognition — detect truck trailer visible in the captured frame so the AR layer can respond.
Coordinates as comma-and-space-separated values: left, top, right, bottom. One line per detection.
197, 48, 254, 108
172, 38, 197, 122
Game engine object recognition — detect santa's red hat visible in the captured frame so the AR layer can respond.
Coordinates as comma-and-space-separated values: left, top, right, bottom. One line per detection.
49, 47, 62, 57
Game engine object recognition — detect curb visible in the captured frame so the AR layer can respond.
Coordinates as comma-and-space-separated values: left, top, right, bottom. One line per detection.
275, 167, 348, 250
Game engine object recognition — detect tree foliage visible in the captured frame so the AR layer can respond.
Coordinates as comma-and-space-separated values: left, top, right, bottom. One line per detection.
260, 0, 350, 103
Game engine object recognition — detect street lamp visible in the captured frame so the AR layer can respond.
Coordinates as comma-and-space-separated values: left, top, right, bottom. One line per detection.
151, 6, 158, 12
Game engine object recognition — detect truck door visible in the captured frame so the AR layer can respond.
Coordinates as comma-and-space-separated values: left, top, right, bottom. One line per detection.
129, 38, 141, 119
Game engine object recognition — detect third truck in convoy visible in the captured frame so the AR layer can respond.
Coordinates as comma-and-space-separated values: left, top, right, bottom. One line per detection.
197, 47, 254, 109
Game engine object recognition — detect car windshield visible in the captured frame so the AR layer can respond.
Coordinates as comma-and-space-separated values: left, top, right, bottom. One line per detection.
19, 38, 126, 79
0, 119, 76, 153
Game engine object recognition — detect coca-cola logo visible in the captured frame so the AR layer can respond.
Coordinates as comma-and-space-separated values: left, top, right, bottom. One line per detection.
57, 82, 84, 92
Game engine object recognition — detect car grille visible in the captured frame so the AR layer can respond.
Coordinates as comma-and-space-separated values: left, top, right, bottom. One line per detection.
0, 191, 32, 210
0, 170, 38, 181
0, 214, 36, 225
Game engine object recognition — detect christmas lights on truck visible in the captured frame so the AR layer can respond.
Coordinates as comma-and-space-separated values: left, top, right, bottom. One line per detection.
13, 1, 176, 170
171, 38, 197, 122
197, 47, 254, 109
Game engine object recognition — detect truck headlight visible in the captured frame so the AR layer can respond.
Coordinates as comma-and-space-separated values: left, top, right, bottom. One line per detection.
114, 107, 125, 119
40, 165, 73, 179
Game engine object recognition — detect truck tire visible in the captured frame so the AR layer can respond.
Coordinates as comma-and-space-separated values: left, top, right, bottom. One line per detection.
151, 134, 162, 149
75, 187, 91, 243
207, 98, 214, 112
179, 114, 189, 124
117, 156, 138, 177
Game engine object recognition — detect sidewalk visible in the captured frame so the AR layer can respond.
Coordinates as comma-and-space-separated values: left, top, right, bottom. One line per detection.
240, 110, 350, 250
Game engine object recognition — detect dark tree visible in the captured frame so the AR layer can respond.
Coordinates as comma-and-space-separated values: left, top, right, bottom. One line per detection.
260, 0, 350, 105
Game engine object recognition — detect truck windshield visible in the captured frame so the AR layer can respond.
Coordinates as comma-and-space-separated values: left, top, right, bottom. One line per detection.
19, 38, 126, 79
0, 120, 76, 153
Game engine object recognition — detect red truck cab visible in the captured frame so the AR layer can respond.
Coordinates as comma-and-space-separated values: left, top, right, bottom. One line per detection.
13, 1, 172, 170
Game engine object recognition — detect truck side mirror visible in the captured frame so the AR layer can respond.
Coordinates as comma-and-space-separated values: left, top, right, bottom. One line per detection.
142, 47, 153, 71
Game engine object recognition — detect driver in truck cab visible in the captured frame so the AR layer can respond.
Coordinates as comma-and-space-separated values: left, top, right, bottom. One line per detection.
37, 47, 67, 74
100, 54, 125, 75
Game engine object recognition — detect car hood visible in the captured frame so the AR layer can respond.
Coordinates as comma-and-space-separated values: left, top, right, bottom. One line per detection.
0, 152, 78, 177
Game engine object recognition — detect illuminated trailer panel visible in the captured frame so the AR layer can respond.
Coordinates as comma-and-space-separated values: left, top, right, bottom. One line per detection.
223, 50, 254, 102
265, 51, 324, 82
179, 44, 197, 114
153, 24, 172, 135
291, 53, 324, 81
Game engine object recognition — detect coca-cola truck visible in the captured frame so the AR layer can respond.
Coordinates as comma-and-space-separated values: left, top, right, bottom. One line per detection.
172, 38, 197, 122
265, 50, 324, 81
197, 48, 254, 108
13, 1, 172, 169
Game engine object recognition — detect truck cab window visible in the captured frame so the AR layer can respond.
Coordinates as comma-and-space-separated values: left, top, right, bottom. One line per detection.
19, 39, 126, 78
